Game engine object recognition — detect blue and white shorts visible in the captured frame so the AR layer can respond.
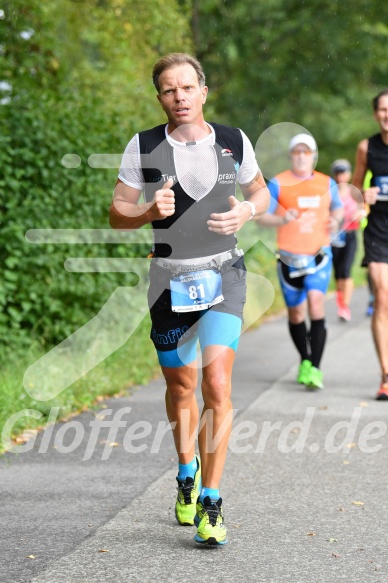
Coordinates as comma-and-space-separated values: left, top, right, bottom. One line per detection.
277, 248, 333, 308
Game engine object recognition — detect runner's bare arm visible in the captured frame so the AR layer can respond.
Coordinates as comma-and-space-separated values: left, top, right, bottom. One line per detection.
109, 178, 175, 229
352, 139, 368, 193
241, 172, 301, 227
256, 208, 298, 227
350, 139, 377, 206
240, 172, 270, 219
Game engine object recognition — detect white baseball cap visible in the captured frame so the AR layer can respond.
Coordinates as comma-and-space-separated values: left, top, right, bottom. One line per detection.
289, 133, 317, 152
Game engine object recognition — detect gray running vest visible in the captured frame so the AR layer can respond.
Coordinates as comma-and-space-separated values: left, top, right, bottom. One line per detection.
139, 123, 244, 259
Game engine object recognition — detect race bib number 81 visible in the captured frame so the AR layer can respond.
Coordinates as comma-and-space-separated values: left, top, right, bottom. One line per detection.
170, 269, 224, 312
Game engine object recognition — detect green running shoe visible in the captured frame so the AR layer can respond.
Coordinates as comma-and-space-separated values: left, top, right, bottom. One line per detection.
297, 359, 312, 384
175, 455, 201, 526
306, 366, 324, 390
194, 496, 227, 546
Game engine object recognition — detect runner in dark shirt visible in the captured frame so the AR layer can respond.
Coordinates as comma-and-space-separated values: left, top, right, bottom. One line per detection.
352, 89, 388, 400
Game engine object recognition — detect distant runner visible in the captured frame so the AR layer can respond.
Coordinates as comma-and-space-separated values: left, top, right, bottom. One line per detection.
330, 159, 364, 322
352, 89, 388, 400
257, 134, 343, 390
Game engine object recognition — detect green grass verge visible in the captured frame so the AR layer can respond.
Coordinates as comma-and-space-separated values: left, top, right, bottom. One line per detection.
0, 316, 160, 452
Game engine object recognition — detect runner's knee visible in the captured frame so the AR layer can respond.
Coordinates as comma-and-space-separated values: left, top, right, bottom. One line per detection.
374, 289, 388, 314
164, 368, 197, 404
202, 373, 231, 409
288, 306, 305, 324
307, 293, 325, 320
166, 381, 197, 406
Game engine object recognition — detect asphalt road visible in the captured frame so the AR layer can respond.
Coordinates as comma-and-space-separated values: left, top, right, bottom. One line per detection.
2, 287, 387, 583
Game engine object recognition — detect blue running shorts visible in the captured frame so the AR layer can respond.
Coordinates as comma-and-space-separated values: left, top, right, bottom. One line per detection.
147, 256, 246, 368
277, 248, 333, 308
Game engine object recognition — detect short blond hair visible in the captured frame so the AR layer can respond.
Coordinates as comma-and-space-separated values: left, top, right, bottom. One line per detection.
152, 53, 206, 93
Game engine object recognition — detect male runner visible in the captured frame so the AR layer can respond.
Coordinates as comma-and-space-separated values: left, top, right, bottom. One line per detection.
109, 53, 269, 545
352, 89, 388, 400
257, 134, 343, 389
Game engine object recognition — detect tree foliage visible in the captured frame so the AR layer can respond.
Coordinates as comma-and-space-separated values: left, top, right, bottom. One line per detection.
194, 0, 388, 170
0, 0, 192, 351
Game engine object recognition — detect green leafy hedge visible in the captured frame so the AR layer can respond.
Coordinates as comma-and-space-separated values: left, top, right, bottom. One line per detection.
0, 93, 142, 350
0, 0, 193, 357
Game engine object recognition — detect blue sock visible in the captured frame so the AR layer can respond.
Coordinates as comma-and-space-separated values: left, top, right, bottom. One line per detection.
199, 487, 220, 503
177, 456, 197, 481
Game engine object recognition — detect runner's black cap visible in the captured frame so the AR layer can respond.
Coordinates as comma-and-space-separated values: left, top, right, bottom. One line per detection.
330, 159, 352, 175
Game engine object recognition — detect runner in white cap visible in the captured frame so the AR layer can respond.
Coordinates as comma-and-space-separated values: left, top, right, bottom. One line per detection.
257, 133, 343, 390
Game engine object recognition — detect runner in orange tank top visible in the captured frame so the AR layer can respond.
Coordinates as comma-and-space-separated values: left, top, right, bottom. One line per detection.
257, 134, 344, 390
